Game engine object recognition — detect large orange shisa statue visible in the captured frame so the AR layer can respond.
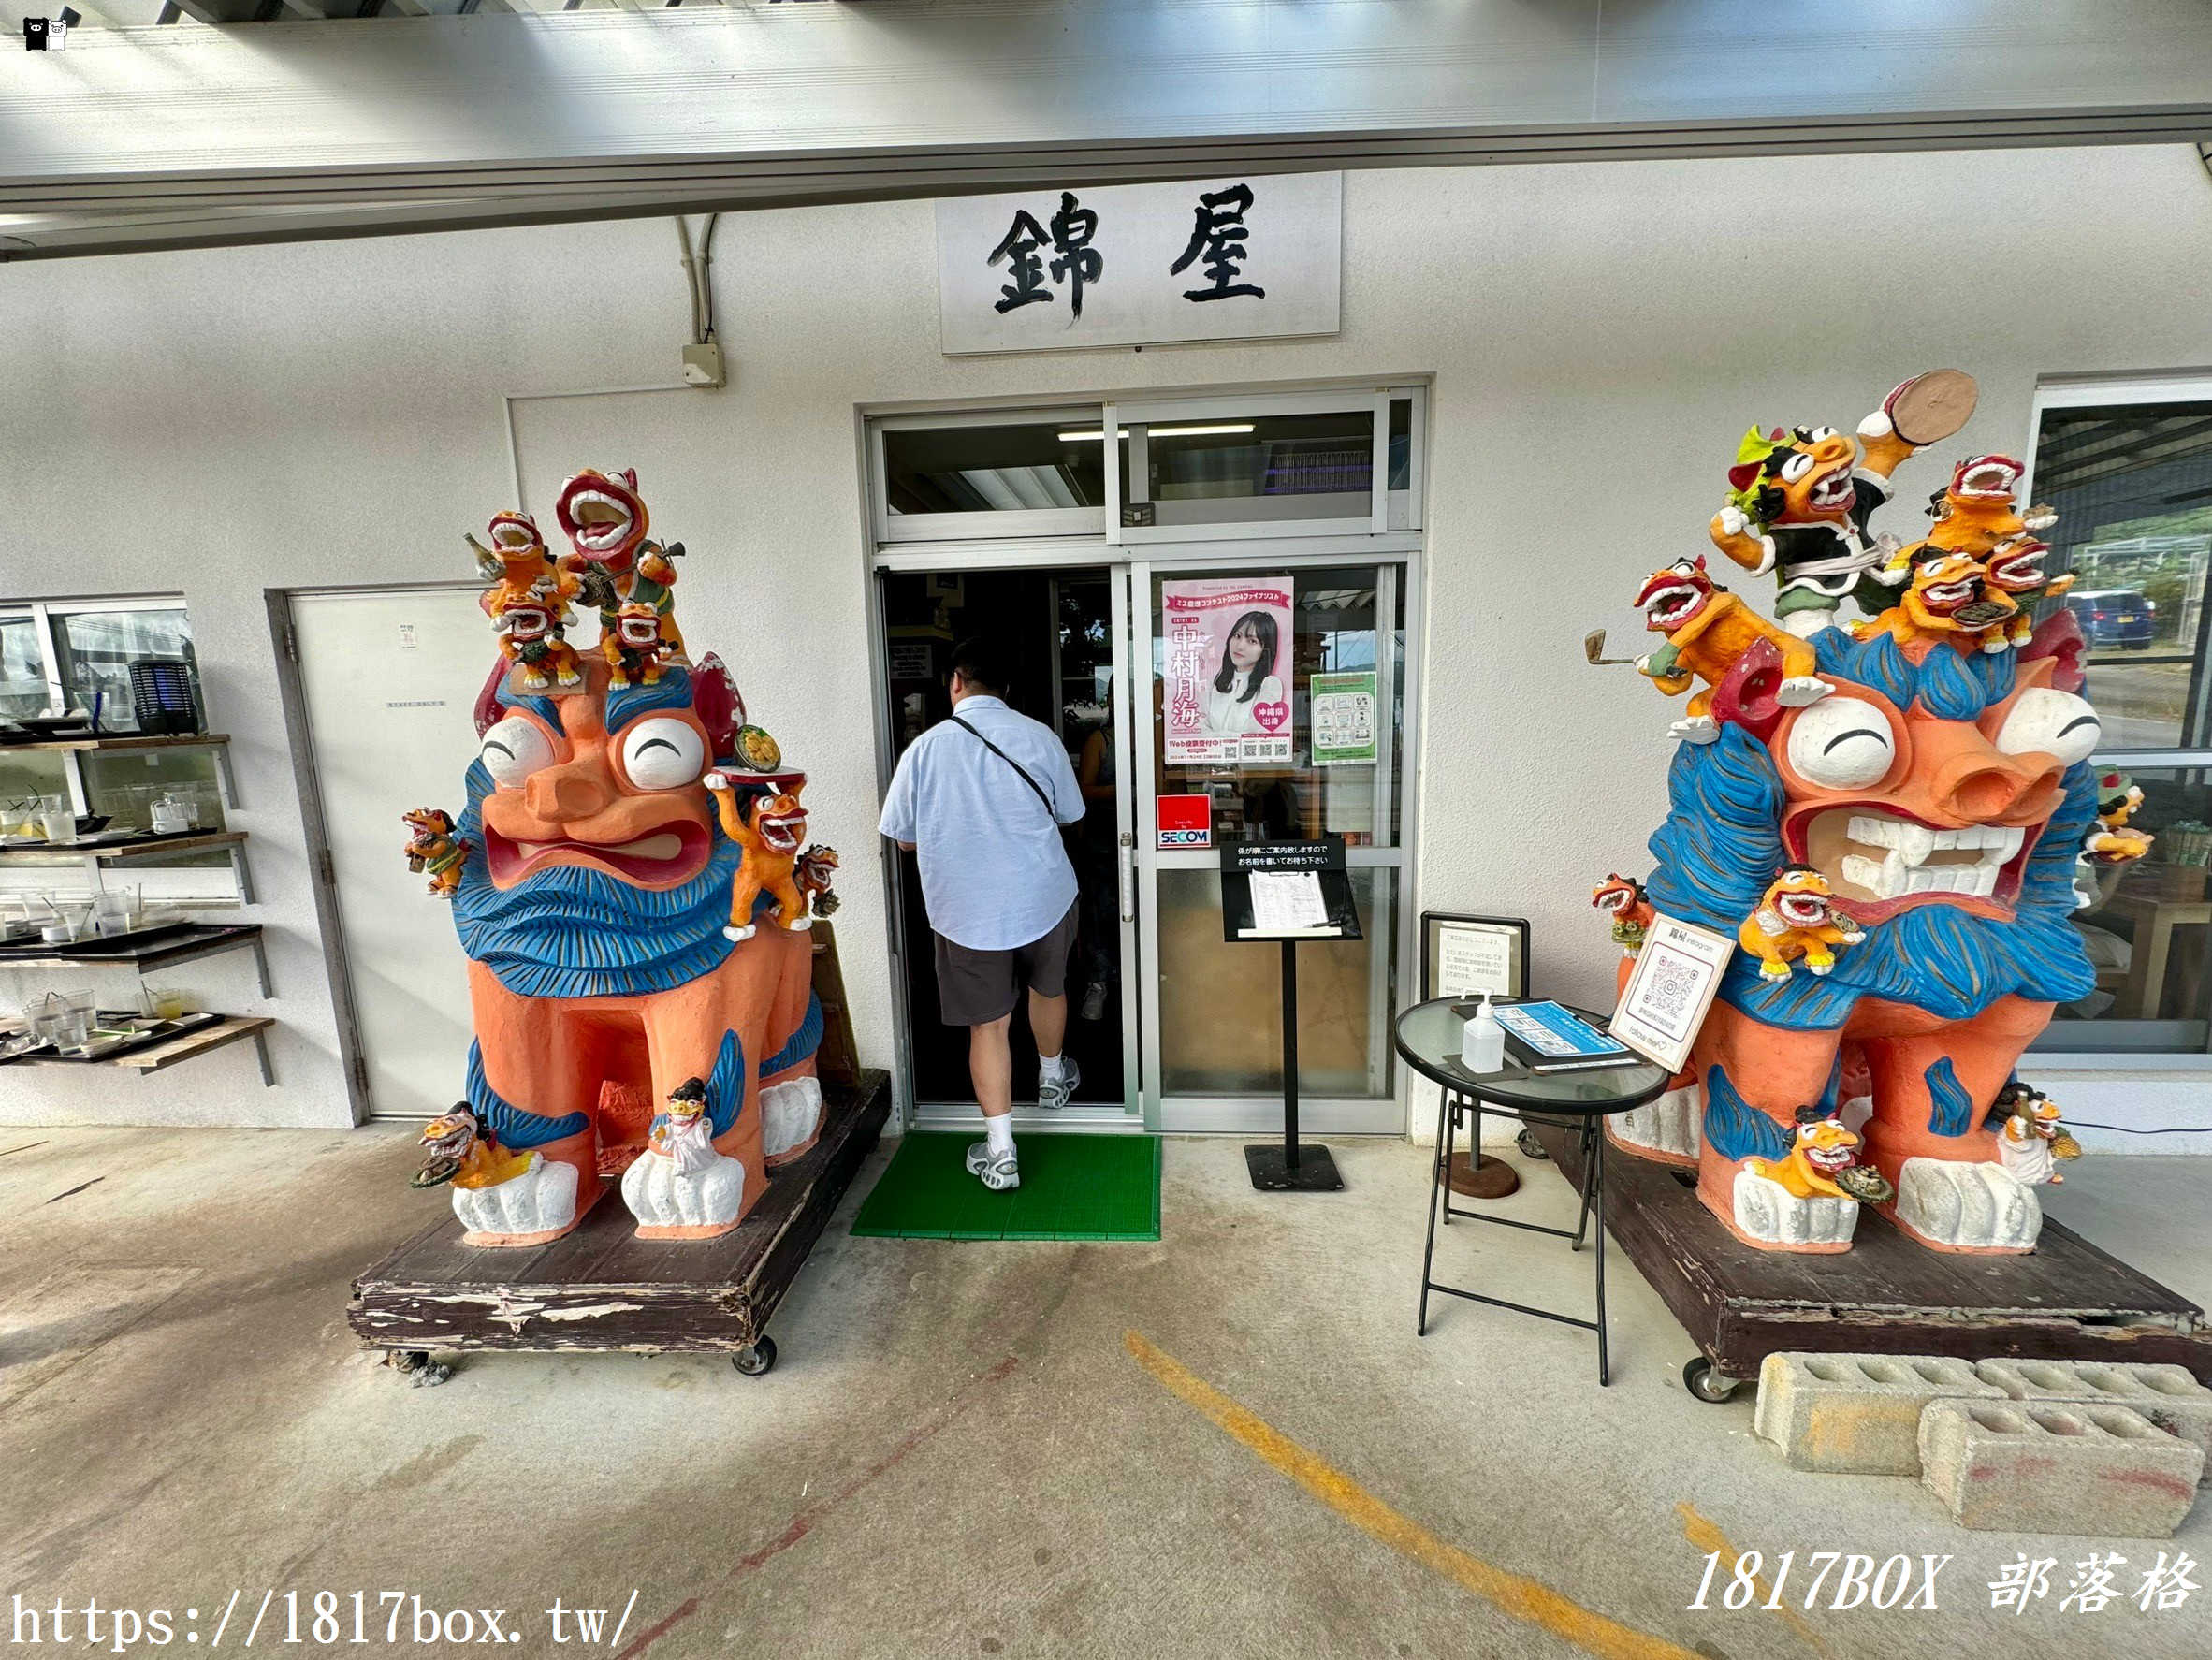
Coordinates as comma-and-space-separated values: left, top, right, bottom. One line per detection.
1606, 372, 2128, 1256
403, 471, 837, 1247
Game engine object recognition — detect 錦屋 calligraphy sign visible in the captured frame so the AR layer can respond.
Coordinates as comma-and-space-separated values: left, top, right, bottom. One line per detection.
935, 173, 1342, 355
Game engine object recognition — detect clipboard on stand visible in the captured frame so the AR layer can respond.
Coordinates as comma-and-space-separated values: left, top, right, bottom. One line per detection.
1219, 837, 1361, 1193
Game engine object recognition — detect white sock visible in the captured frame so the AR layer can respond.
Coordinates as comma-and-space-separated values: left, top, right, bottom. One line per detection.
984, 1114, 1015, 1158
1038, 1052, 1067, 1082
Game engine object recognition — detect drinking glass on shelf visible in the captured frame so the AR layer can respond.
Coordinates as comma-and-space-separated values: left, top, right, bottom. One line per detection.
150, 986, 195, 1019
61, 988, 97, 1046
91, 888, 139, 937
40, 794, 74, 846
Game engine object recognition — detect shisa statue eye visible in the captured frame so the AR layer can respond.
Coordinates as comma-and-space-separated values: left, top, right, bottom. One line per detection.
620, 718, 706, 791
479, 717, 554, 789
1995, 689, 2101, 767
1807, 426, 1837, 443
1779, 452, 1814, 484
1786, 698, 1897, 789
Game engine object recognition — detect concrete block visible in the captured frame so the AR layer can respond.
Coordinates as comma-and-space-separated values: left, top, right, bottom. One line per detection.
1754, 1350, 2004, 1475
1918, 1400, 2204, 1536
1975, 1358, 2212, 1483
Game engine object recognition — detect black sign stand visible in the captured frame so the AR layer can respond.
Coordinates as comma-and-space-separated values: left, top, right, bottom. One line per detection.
1220, 837, 1361, 1193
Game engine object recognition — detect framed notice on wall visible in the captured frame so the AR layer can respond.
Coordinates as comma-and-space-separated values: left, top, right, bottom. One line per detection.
1420, 912, 1528, 1002
1609, 914, 1733, 1073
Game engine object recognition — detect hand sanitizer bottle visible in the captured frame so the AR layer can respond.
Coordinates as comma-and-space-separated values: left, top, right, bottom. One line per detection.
1463, 994, 1506, 1074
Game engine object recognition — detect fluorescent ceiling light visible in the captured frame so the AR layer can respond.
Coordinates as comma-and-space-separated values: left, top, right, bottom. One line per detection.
1055, 424, 1257, 442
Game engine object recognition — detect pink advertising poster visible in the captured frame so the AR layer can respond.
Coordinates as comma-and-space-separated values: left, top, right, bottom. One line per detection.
1161, 577, 1295, 764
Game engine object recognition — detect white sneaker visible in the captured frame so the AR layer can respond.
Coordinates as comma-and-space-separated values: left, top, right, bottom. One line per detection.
1038, 1057, 1081, 1111
965, 1141, 1020, 1191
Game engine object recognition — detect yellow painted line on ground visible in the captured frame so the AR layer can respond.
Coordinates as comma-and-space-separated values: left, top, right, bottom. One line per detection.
1674, 1502, 1832, 1659
1124, 1330, 1703, 1660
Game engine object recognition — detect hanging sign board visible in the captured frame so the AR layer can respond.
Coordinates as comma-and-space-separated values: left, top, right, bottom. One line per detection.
1161, 576, 1295, 765
935, 173, 1343, 356
1609, 913, 1734, 1074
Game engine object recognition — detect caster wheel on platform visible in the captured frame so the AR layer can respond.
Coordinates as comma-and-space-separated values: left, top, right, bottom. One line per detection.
732, 1337, 778, 1377
388, 1349, 453, 1388
1516, 1129, 1549, 1161
1681, 1357, 1740, 1405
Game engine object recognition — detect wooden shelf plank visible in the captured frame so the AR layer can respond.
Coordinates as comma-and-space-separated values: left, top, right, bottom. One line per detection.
0, 923, 264, 973
0, 830, 245, 864
0, 733, 229, 753
3, 1014, 272, 1073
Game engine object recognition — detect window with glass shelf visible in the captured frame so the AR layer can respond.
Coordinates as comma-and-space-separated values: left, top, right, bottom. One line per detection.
0, 597, 240, 907
2028, 382, 2212, 1053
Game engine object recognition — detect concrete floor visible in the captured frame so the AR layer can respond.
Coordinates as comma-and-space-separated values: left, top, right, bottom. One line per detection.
2, 1125, 2207, 1660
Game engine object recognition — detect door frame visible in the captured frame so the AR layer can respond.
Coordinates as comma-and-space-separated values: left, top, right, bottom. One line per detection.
269, 580, 487, 1125
1128, 539, 1424, 1135
869, 551, 1147, 1134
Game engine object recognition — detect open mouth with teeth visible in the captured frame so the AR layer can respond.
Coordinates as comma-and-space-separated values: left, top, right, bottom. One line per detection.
485, 821, 711, 885
1986, 541, 2050, 590
1916, 575, 1979, 613
1955, 459, 2022, 500
503, 605, 552, 640
1595, 889, 1632, 913
1775, 892, 1830, 926
757, 810, 806, 854
564, 492, 634, 554
1798, 807, 2034, 912
1641, 583, 1703, 628
1806, 466, 1855, 513
1802, 1141, 1855, 1173
618, 618, 662, 646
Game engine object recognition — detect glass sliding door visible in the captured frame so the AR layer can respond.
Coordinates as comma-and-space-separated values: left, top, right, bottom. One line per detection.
1133, 550, 1416, 1133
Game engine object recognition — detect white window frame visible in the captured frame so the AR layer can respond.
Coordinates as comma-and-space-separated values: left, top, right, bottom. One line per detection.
2023, 373, 2212, 1057
1109, 388, 1392, 545
871, 404, 1113, 543
0, 593, 242, 907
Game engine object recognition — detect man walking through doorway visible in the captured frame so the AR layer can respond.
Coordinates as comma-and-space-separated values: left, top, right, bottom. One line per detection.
880, 636, 1085, 1191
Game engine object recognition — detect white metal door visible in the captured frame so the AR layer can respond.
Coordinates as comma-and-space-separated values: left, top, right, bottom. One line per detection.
290, 585, 487, 1120
1130, 544, 1420, 1135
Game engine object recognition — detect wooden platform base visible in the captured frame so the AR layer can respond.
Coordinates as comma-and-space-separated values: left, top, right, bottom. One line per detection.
349, 1070, 888, 1367
1534, 1123, 2212, 1390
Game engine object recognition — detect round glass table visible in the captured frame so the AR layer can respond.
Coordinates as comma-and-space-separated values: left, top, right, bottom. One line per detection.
1393, 997, 1673, 1386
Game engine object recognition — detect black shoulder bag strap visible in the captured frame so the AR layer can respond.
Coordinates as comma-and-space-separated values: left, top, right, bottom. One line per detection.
947, 714, 1058, 823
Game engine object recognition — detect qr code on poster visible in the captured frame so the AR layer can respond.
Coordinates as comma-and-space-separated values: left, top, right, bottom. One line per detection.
1641, 954, 1701, 1030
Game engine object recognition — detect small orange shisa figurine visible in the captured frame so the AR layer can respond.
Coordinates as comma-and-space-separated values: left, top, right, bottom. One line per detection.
1736, 867, 1864, 981
402, 808, 468, 898
472, 511, 584, 692
1591, 873, 1655, 956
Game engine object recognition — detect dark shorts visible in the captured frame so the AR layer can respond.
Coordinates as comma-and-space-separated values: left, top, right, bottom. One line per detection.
934, 901, 1080, 1027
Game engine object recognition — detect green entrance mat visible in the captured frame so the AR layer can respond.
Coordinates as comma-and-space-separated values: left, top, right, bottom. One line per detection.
850, 1132, 1161, 1242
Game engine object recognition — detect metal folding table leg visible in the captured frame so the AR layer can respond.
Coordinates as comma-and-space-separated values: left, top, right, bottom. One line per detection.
1417, 1086, 1452, 1335
1570, 1118, 1598, 1251
1592, 1123, 1610, 1386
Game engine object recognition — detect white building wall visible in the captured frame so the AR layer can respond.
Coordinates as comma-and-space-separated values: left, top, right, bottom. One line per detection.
1, 143, 2209, 1145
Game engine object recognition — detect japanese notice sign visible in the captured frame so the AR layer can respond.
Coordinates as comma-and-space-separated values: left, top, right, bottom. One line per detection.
1162, 577, 1295, 766
1309, 670, 1377, 766
935, 173, 1343, 355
